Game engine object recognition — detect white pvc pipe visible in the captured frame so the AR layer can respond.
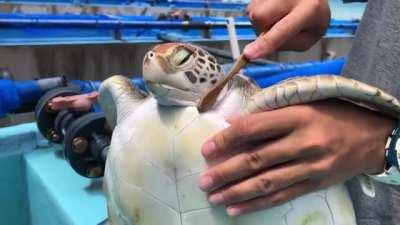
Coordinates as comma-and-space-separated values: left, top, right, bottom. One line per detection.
227, 17, 241, 59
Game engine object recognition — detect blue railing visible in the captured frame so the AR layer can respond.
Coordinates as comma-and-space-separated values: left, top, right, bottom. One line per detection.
0, 13, 358, 45
0, 0, 249, 8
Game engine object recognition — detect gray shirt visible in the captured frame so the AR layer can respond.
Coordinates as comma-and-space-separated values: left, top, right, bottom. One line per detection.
343, 1, 400, 224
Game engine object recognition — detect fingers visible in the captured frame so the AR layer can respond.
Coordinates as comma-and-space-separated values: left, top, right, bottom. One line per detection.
244, 4, 316, 59
206, 159, 314, 206
246, 0, 287, 34
226, 179, 320, 216
201, 109, 298, 159
244, 0, 330, 59
199, 137, 305, 192
279, 31, 322, 51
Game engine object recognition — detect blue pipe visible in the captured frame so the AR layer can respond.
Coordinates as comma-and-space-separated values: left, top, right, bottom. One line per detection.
0, 13, 357, 30
0, 14, 358, 45
71, 58, 346, 93
144, 0, 247, 10
0, 77, 66, 117
0, 14, 251, 28
0, 78, 143, 118
0, 0, 249, 9
0, 79, 20, 118
15, 80, 44, 105
0, 59, 345, 118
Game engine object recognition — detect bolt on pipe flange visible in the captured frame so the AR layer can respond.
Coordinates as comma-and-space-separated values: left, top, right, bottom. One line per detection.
64, 112, 108, 178
35, 86, 81, 143
45, 103, 56, 113
87, 166, 103, 178
72, 137, 88, 154
46, 129, 60, 142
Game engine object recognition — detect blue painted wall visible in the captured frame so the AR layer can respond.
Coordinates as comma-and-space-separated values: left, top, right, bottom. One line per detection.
0, 124, 38, 225
0, 123, 107, 225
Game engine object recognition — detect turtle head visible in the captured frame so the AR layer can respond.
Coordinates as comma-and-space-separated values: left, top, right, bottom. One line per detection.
143, 43, 225, 106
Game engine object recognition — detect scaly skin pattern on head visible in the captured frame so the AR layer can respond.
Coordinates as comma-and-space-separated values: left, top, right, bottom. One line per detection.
142, 43, 226, 106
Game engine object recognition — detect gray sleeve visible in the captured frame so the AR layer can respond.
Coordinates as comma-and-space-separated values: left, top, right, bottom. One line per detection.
342, 0, 400, 99
343, 2, 400, 225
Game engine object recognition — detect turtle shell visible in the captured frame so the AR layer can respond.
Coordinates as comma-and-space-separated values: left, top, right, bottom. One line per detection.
103, 97, 356, 225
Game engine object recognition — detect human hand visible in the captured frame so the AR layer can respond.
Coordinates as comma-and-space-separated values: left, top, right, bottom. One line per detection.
244, 0, 331, 59
48, 92, 98, 111
198, 100, 395, 216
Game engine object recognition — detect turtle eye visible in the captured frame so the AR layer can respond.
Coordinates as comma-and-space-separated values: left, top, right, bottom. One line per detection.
148, 51, 155, 59
172, 47, 193, 67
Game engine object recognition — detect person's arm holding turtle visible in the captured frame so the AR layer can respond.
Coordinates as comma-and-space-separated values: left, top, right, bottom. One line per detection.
198, 0, 398, 217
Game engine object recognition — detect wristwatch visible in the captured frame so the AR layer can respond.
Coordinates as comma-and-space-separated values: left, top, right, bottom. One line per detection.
369, 123, 400, 185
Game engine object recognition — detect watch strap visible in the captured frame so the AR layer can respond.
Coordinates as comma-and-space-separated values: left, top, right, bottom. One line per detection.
385, 124, 400, 169
369, 121, 400, 185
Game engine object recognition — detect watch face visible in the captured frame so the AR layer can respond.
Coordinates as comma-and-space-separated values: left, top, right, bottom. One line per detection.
387, 126, 400, 169
372, 125, 400, 186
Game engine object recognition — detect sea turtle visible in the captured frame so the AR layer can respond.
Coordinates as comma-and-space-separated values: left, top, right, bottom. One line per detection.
98, 43, 400, 225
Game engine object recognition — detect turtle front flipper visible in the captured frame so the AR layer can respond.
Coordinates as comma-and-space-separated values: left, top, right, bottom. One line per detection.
244, 75, 400, 119
99, 75, 148, 128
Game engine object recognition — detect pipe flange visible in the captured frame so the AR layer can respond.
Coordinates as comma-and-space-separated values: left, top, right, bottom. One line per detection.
35, 87, 81, 143
64, 112, 110, 178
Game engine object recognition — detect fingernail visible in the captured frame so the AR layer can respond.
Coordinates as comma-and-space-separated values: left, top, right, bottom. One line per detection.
202, 140, 216, 157
208, 193, 224, 205
227, 207, 242, 217
244, 40, 268, 59
243, 43, 257, 59
199, 175, 214, 191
